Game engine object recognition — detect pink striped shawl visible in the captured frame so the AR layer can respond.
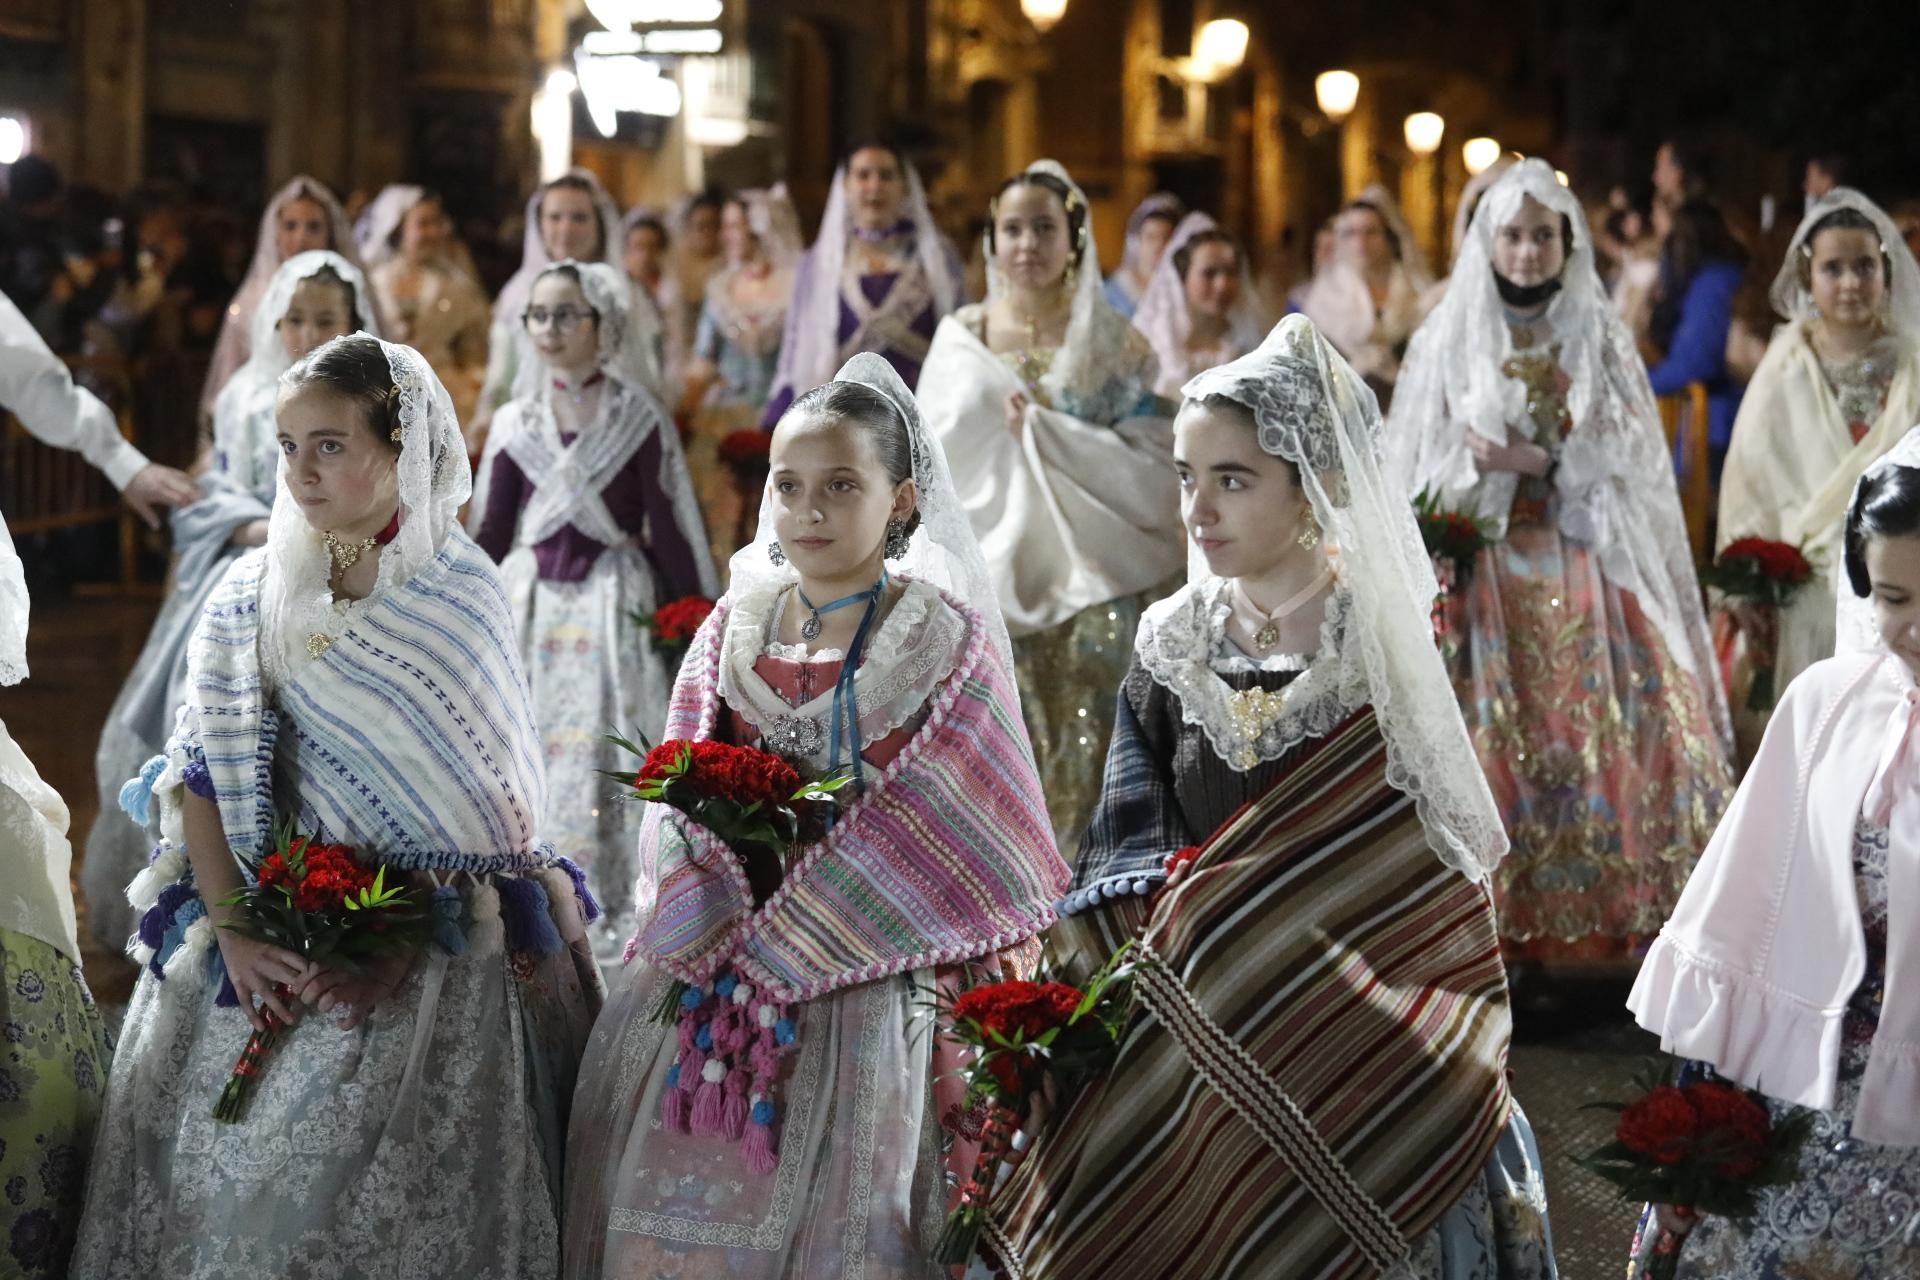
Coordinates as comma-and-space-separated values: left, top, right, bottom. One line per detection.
634, 589, 1069, 1002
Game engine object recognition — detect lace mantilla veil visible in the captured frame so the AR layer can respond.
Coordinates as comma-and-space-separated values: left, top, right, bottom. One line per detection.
1131, 209, 1265, 383
728, 351, 1012, 671
1772, 187, 1920, 333
1388, 157, 1731, 749
260, 336, 472, 660
1839, 425, 1920, 653
1175, 315, 1509, 882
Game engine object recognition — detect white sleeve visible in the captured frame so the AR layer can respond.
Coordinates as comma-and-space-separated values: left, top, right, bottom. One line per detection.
0, 292, 150, 490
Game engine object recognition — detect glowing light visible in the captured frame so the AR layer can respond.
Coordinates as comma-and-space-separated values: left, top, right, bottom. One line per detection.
1403, 111, 1445, 156
585, 0, 721, 26
1462, 137, 1501, 176
573, 52, 681, 137
1315, 71, 1359, 121
0, 117, 25, 166
1021, 0, 1068, 32
1192, 19, 1250, 79
1554, 169, 1571, 187
531, 73, 576, 181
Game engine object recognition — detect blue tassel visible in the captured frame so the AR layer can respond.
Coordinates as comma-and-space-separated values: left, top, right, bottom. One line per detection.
429, 885, 468, 957
118, 755, 169, 825
750, 1100, 775, 1125
141, 883, 199, 976
696, 1024, 714, 1051
714, 974, 738, 998
181, 758, 215, 801
496, 875, 563, 955
680, 986, 705, 1011
553, 856, 602, 924
155, 897, 207, 974
774, 1017, 796, 1046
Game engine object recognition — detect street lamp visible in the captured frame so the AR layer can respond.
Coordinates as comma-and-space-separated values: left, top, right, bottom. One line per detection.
1315, 70, 1359, 121
1021, 0, 1067, 32
0, 116, 25, 166
1462, 136, 1501, 176
1192, 19, 1249, 80
1403, 111, 1444, 156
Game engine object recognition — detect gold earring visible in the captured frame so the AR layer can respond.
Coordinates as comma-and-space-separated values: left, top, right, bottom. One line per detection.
1297, 514, 1321, 550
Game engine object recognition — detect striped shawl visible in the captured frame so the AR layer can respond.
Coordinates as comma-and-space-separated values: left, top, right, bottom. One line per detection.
989, 706, 1513, 1280
633, 588, 1069, 1002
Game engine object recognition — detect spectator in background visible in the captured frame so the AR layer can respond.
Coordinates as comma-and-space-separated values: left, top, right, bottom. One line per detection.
0, 155, 70, 341
1604, 187, 1663, 344
1647, 198, 1749, 468
1889, 199, 1920, 264
1803, 151, 1851, 203
1652, 137, 1713, 207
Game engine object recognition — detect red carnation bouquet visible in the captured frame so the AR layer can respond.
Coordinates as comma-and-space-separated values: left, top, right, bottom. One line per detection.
1577, 1062, 1813, 1279
633, 596, 716, 663
925, 944, 1137, 1265
212, 821, 429, 1122
1413, 489, 1497, 653
1703, 536, 1817, 712
718, 428, 772, 479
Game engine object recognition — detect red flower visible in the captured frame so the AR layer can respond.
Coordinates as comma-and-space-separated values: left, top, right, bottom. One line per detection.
1684, 1081, 1772, 1177
1719, 538, 1813, 585
257, 852, 292, 888
653, 597, 716, 645
1616, 1086, 1700, 1165
954, 979, 1085, 1042
1164, 846, 1201, 878
986, 1051, 1032, 1095
719, 430, 772, 468
639, 739, 804, 811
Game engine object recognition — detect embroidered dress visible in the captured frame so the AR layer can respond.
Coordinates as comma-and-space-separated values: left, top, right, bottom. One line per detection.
474, 365, 715, 962
84, 249, 379, 951
687, 262, 792, 561
72, 339, 601, 1280
920, 162, 1183, 854
1628, 817, 1920, 1279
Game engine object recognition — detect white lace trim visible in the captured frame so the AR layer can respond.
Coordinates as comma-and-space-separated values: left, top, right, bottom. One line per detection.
718, 576, 966, 767
1136, 580, 1361, 773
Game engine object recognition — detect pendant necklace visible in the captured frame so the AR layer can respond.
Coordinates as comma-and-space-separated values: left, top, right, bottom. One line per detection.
322, 508, 400, 571
1235, 568, 1331, 652
795, 570, 889, 642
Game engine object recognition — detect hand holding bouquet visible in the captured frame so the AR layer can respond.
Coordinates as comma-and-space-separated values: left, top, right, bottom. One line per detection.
212, 821, 429, 1122
1703, 537, 1816, 711
926, 944, 1138, 1265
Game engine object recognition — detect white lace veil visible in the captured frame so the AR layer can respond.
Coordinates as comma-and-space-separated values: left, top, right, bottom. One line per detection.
261, 335, 472, 656
981, 159, 1139, 407
507, 258, 653, 399
739, 184, 804, 269
1387, 158, 1730, 746
729, 351, 1010, 668
1182, 315, 1508, 881
495, 169, 626, 328
1838, 424, 1920, 653
1354, 183, 1434, 288
1131, 210, 1265, 385
1118, 192, 1185, 280
212, 249, 381, 464
1770, 187, 1920, 334
355, 185, 481, 282
1451, 157, 1517, 267
779, 150, 962, 403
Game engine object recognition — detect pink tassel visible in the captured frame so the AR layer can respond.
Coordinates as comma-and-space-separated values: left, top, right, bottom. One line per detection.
661, 1079, 689, 1132
691, 1066, 727, 1135
742, 1119, 778, 1175
722, 1068, 750, 1140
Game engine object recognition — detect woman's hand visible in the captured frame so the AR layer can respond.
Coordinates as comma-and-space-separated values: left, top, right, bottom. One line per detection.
216, 932, 310, 1032
1466, 432, 1552, 478
1005, 390, 1030, 437
1653, 1204, 1699, 1237
295, 946, 418, 1031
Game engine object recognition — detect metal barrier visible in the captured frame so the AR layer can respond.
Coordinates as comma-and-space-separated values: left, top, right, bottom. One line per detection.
1, 355, 140, 590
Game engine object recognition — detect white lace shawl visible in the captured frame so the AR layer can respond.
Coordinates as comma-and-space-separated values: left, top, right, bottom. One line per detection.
1177, 314, 1509, 883
717, 577, 966, 770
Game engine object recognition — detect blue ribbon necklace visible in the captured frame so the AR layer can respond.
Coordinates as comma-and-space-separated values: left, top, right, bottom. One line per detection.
794, 569, 889, 792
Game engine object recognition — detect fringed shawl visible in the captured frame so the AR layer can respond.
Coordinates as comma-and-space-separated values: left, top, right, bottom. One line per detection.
633, 587, 1069, 1002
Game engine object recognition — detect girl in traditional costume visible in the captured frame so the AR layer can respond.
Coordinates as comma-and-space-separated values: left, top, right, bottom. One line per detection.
1131, 210, 1265, 398
475, 171, 665, 444
1386, 159, 1734, 972
1298, 184, 1434, 407
472, 261, 716, 961
986, 314, 1555, 1280
199, 176, 363, 421
561, 352, 1068, 1279
1714, 188, 1920, 747
760, 145, 963, 422
0, 294, 125, 1279
72, 335, 601, 1278
361, 186, 491, 424
1101, 191, 1183, 320
679, 187, 803, 563
1626, 431, 1920, 1278
84, 250, 376, 950
920, 159, 1182, 853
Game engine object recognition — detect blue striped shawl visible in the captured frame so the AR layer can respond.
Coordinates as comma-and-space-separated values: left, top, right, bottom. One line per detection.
183, 532, 547, 872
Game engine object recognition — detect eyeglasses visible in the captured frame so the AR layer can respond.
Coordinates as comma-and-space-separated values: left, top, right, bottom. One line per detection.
522, 305, 596, 333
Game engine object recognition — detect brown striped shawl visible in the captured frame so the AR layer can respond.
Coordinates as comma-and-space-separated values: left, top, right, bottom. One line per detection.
986, 706, 1514, 1280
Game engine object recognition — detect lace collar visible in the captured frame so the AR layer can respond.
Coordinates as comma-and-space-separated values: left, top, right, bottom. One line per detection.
718, 575, 968, 769
1135, 578, 1360, 772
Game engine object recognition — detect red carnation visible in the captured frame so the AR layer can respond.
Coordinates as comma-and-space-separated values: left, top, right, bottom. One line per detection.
719, 430, 772, 469
1616, 1086, 1700, 1165
653, 597, 716, 645
1684, 1081, 1772, 1177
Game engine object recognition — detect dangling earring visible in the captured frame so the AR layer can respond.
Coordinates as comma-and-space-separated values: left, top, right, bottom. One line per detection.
767, 539, 787, 566
1297, 511, 1321, 551
883, 519, 910, 560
